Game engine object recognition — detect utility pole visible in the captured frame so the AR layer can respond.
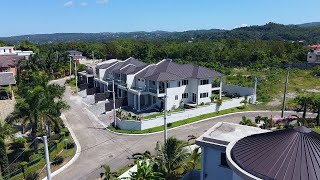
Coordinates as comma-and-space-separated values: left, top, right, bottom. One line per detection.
75, 61, 78, 93
69, 57, 72, 80
281, 69, 289, 118
164, 82, 168, 144
112, 80, 117, 128
42, 136, 51, 180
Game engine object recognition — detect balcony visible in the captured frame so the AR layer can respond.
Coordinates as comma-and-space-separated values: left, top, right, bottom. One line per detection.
159, 88, 165, 94
115, 79, 127, 87
212, 82, 220, 88
149, 87, 158, 94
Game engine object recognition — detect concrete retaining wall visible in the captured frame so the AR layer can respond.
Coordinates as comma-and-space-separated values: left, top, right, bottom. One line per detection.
222, 83, 254, 97
116, 97, 245, 131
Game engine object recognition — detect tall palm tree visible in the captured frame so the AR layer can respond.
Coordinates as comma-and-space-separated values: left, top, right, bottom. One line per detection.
155, 137, 189, 180
8, 76, 68, 153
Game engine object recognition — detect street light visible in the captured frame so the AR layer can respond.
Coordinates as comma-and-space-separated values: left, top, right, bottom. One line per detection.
37, 136, 51, 180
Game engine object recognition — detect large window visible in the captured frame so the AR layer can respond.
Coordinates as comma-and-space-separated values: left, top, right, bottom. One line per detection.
182, 80, 189, 86
220, 153, 230, 168
200, 92, 208, 98
177, 81, 181, 87
175, 95, 178, 100
200, 79, 209, 85
182, 93, 188, 99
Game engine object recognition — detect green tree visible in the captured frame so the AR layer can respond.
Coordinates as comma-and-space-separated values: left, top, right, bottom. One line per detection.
184, 147, 201, 171
311, 94, 320, 126
129, 158, 163, 180
240, 99, 249, 108
155, 137, 189, 180
0, 122, 12, 177
295, 94, 312, 119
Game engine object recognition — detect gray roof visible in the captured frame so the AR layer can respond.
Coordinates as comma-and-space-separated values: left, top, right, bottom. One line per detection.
107, 57, 147, 74
0, 72, 16, 86
231, 126, 320, 180
96, 61, 119, 70
136, 59, 223, 81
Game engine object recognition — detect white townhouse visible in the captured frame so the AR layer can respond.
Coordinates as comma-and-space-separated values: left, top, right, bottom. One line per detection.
94, 57, 223, 112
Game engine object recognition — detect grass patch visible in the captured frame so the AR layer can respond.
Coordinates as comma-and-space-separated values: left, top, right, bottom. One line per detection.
108, 107, 249, 134
312, 127, 320, 134
143, 108, 184, 120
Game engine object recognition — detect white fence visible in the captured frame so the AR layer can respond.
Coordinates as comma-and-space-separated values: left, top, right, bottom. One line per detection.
116, 97, 245, 131
222, 83, 254, 97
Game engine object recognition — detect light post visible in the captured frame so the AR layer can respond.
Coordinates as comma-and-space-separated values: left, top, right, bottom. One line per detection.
75, 60, 78, 93
281, 69, 290, 118
37, 136, 51, 180
69, 56, 72, 80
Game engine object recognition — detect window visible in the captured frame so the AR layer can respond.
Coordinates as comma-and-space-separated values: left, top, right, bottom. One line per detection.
200, 92, 208, 98
3, 49, 5, 53
175, 95, 178, 100
200, 79, 209, 85
177, 81, 181, 87
152, 81, 156, 85
220, 153, 230, 168
182, 93, 188, 99
309, 56, 312, 58
182, 80, 189, 86
138, 78, 140, 81
166, 82, 170, 88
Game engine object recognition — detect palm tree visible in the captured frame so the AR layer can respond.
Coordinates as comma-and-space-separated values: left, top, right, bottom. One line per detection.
129, 158, 163, 180
155, 137, 189, 180
8, 75, 68, 153
184, 147, 201, 171
295, 94, 312, 119
311, 94, 320, 126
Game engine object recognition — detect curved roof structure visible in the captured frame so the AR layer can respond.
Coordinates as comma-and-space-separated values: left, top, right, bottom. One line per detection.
230, 126, 320, 180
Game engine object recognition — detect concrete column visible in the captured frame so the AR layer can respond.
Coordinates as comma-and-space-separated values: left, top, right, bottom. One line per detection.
252, 77, 258, 103
219, 76, 223, 100
137, 93, 141, 112
133, 94, 137, 110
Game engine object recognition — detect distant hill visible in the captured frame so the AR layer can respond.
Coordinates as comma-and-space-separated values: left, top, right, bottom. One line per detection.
297, 22, 320, 27
1, 22, 320, 44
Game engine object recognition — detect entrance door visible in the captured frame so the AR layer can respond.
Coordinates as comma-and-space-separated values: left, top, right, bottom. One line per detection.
192, 93, 197, 103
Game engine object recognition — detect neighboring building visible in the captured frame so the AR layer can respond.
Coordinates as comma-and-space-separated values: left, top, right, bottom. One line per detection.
93, 57, 223, 112
0, 72, 16, 99
307, 44, 320, 64
0, 46, 34, 59
67, 50, 87, 62
196, 123, 320, 180
0, 56, 24, 76
195, 122, 269, 180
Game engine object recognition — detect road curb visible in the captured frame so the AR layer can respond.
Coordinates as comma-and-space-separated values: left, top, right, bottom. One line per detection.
106, 110, 309, 136
42, 114, 82, 180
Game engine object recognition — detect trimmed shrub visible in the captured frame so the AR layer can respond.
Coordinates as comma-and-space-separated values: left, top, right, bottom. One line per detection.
29, 154, 42, 162
25, 172, 39, 180
49, 134, 61, 141
64, 142, 75, 149
52, 156, 64, 166
10, 138, 27, 149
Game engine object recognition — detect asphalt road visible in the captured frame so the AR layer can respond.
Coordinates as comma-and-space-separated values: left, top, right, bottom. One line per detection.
53, 78, 307, 180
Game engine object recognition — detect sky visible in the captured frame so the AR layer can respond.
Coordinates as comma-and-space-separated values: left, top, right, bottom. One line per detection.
0, 0, 319, 37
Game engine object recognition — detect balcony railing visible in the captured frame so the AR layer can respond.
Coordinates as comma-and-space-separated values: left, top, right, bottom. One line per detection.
212, 82, 220, 88
149, 87, 158, 94
159, 88, 165, 94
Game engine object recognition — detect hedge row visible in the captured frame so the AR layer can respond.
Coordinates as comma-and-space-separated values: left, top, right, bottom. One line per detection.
9, 134, 70, 180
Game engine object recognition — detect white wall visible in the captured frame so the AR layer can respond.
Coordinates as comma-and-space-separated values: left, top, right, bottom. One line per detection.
0, 47, 14, 55
126, 74, 135, 88
116, 97, 245, 131
201, 147, 233, 180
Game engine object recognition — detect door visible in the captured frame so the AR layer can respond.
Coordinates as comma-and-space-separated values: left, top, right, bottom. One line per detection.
192, 93, 197, 103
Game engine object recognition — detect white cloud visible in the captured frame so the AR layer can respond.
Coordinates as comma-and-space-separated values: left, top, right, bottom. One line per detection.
64, 1, 74, 8
96, 0, 109, 4
80, 2, 88, 6
234, 24, 249, 29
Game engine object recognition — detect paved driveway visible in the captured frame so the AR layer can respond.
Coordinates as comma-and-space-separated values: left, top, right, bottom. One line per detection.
54, 78, 307, 180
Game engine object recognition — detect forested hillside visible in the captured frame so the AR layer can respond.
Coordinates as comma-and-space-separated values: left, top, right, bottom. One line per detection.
1, 22, 320, 43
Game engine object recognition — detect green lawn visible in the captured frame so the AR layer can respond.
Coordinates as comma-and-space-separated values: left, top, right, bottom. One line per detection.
108, 107, 249, 134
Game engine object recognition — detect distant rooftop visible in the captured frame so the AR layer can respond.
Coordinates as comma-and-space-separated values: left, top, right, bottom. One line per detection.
197, 122, 269, 146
